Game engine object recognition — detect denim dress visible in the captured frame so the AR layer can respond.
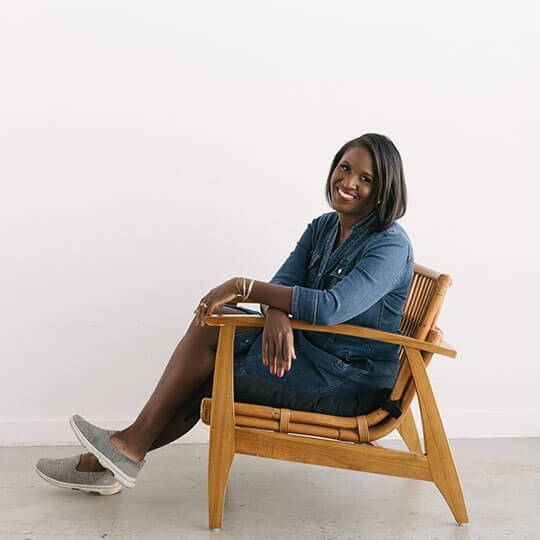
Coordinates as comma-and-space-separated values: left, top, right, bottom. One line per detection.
232, 210, 414, 399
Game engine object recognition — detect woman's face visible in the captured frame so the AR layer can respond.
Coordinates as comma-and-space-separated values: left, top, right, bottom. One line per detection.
329, 146, 377, 220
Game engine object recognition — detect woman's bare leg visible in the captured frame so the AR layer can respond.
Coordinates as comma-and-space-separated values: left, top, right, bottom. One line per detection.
76, 306, 256, 472
77, 377, 213, 472
77, 378, 212, 472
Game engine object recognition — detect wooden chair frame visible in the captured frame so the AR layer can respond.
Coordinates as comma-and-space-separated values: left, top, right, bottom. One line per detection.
200, 264, 468, 529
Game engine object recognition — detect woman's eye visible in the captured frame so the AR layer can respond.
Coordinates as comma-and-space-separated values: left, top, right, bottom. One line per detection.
361, 176, 372, 183
339, 164, 350, 172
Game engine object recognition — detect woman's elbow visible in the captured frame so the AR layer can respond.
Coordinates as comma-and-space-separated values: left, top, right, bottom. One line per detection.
312, 310, 342, 326
310, 295, 345, 326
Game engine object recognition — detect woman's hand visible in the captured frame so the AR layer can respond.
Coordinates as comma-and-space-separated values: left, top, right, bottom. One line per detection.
262, 308, 296, 377
194, 278, 239, 326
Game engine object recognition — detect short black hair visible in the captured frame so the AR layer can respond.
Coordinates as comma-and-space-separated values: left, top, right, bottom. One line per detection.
325, 133, 407, 231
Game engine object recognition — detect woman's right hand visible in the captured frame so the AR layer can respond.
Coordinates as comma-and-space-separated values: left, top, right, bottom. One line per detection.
262, 308, 296, 377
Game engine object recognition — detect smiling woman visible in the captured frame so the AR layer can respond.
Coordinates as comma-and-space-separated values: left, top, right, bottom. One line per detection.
333, 147, 376, 217
325, 133, 407, 235
35, 133, 414, 498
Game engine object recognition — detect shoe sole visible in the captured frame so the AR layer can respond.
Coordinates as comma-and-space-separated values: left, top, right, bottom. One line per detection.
69, 416, 137, 489
34, 465, 122, 495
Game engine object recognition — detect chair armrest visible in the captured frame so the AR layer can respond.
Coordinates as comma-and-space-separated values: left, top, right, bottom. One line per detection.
205, 314, 457, 358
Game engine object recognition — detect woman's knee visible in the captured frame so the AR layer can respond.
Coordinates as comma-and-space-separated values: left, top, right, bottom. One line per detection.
184, 304, 260, 352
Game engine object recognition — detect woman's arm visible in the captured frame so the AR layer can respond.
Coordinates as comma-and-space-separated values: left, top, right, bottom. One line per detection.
250, 281, 293, 313
195, 229, 411, 327
291, 231, 413, 326
193, 217, 316, 375
194, 278, 292, 326
193, 279, 295, 378
194, 217, 317, 324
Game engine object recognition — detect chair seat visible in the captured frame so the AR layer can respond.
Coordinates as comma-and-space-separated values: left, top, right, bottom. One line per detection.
233, 374, 395, 416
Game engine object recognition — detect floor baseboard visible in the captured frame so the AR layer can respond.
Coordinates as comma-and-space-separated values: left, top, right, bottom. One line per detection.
0, 419, 209, 446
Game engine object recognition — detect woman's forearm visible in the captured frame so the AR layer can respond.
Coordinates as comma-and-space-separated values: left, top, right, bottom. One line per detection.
240, 280, 293, 314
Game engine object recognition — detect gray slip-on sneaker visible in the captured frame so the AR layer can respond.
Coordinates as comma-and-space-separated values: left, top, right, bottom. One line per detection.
35, 455, 122, 495
69, 414, 145, 489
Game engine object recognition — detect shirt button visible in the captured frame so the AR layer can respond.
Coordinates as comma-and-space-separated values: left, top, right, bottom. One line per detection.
243, 339, 251, 344
337, 268, 343, 274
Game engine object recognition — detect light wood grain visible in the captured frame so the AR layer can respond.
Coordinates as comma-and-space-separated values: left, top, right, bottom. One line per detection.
205, 315, 457, 358
405, 347, 469, 524
396, 407, 423, 453
207, 326, 236, 530
235, 428, 432, 481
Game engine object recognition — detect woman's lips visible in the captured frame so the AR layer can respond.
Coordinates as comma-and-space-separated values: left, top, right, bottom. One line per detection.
335, 186, 356, 202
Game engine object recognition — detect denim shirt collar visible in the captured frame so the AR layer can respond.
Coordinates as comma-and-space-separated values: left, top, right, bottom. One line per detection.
349, 209, 377, 234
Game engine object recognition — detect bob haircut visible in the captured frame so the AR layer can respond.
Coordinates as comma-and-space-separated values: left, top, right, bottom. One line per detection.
325, 133, 407, 232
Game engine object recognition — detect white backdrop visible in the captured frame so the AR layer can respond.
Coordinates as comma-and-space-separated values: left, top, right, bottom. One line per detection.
1, 0, 539, 444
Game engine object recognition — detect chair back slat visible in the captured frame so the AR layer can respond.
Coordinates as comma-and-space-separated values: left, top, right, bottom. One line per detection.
386, 265, 451, 405
400, 265, 450, 340
402, 271, 443, 340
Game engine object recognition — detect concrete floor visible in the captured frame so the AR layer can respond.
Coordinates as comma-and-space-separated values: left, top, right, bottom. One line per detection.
1, 439, 539, 540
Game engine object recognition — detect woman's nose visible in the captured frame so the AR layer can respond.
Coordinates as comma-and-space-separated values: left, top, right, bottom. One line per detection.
342, 175, 360, 188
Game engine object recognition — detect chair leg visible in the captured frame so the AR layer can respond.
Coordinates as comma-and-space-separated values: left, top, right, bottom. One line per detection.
406, 348, 469, 524
207, 326, 236, 530
208, 435, 234, 530
396, 407, 423, 453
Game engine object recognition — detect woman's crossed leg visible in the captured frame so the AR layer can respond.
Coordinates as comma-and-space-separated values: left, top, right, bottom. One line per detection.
77, 305, 256, 473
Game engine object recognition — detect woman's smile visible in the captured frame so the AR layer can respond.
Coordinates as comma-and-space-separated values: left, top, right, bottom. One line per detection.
335, 185, 357, 202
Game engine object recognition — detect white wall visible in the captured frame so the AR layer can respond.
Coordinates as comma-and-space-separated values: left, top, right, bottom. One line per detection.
1, 0, 539, 444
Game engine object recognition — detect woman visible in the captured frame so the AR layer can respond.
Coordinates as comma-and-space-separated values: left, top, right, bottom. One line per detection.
36, 133, 413, 495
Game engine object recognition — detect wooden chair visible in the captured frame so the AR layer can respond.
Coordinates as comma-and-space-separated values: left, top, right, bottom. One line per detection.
200, 263, 468, 529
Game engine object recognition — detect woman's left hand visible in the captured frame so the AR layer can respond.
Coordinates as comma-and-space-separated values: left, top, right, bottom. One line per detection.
194, 278, 239, 326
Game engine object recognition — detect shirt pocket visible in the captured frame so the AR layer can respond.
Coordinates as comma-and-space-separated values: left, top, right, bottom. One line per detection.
326, 258, 355, 288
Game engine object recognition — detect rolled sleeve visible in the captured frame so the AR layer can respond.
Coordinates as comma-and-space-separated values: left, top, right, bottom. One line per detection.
291, 284, 318, 323
291, 231, 412, 326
